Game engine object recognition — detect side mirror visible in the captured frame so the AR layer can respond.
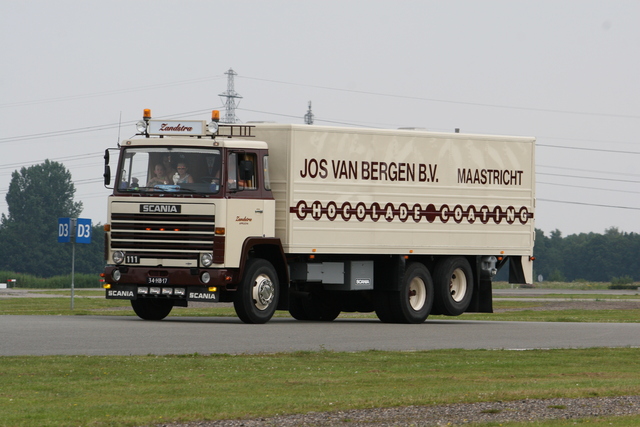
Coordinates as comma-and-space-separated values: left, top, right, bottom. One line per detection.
103, 165, 111, 186
103, 150, 111, 186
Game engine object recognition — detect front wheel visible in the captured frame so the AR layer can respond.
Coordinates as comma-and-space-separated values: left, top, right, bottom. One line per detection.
131, 298, 174, 320
234, 258, 279, 324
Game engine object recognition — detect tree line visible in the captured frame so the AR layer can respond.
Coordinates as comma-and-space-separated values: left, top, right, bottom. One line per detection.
531, 228, 639, 283
0, 160, 638, 283
0, 160, 104, 277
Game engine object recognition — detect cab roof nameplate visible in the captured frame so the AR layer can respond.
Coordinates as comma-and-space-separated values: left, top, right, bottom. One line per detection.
148, 120, 207, 136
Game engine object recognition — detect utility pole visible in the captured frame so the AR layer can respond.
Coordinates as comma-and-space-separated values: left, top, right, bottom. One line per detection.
218, 68, 242, 123
304, 101, 314, 125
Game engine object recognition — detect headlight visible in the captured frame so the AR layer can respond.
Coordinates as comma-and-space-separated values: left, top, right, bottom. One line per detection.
200, 253, 213, 267
201, 271, 211, 284
112, 269, 121, 282
112, 251, 124, 265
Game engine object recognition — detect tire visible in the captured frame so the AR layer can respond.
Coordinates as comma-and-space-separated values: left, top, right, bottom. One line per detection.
131, 298, 174, 320
289, 291, 340, 321
433, 256, 473, 316
288, 293, 311, 320
374, 290, 400, 323
234, 258, 279, 324
376, 263, 434, 324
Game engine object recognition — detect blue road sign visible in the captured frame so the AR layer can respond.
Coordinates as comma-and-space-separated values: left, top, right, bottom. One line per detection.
58, 218, 71, 243
76, 218, 92, 244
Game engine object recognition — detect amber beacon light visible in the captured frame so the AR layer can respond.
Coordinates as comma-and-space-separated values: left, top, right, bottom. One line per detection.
208, 110, 220, 133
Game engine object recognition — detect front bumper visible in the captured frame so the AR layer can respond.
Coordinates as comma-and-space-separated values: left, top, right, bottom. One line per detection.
103, 265, 237, 302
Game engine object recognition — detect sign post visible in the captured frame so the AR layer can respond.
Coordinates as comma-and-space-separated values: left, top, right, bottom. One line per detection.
58, 218, 92, 309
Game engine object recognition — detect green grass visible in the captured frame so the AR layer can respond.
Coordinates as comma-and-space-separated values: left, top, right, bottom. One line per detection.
30, 290, 106, 297
2, 293, 640, 322
497, 293, 640, 299
1, 348, 640, 427
0, 296, 134, 316
0, 271, 101, 288
2, 290, 640, 426
492, 281, 640, 291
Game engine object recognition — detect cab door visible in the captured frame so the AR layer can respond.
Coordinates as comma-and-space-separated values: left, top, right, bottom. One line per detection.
224, 151, 266, 267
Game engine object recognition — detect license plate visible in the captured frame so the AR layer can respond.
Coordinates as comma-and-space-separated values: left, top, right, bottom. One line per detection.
147, 277, 168, 285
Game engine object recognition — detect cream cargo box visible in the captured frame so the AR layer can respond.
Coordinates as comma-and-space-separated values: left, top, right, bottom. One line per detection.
253, 124, 535, 263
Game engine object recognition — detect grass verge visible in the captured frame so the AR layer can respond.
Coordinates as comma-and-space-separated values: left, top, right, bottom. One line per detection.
2, 295, 640, 322
1, 348, 640, 427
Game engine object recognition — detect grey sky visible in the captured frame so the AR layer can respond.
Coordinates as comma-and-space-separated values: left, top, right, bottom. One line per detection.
1, 0, 638, 236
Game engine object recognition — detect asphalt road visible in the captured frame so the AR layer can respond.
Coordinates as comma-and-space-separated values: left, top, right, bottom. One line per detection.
1, 314, 639, 356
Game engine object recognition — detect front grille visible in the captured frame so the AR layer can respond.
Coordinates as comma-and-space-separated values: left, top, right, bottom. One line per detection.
110, 212, 215, 260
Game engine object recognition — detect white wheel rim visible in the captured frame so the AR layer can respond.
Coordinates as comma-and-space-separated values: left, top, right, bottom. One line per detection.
449, 268, 467, 302
408, 276, 427, 311
252, 273, 274, 311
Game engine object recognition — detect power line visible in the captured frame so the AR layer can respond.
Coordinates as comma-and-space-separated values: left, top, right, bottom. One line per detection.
238, 107, 386, 128
0, 122, 131, 144
537, 172, 640, 184
537, 143, 640, 155
0, 177, 105, 195
239, 75, 640, 120
0, 152, 103, 171
0, 108, 222, 145
538, 164, 640, 178
537, 181, 640, 194
0, 75, 225, 109
537, 134, 638, 147
537, 198, 640, 211
238, 106, 640, 150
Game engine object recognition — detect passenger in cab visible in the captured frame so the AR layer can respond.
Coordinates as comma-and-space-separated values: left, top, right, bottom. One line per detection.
174, 162, 194, 184
147, 164, 170, 186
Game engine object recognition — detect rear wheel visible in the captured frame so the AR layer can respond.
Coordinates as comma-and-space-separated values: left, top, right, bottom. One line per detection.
433, 256, 473, 316
374, 290, 399, 323
131, 298, 174, 320
234, 258, 279, 324
289, 291, 340, 321
376, 263, 433, 323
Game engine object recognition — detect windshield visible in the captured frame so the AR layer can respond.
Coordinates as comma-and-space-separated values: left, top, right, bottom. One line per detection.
116, 147, 222, 194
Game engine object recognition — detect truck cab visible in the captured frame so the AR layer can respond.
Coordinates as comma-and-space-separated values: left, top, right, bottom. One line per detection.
103, 110, 284, 323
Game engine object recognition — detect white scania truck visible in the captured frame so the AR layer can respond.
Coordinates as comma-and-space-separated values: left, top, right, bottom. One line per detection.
103, 109, 535, 324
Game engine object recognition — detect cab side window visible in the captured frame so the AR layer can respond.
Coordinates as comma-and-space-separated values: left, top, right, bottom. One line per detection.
228, 152, 258, 190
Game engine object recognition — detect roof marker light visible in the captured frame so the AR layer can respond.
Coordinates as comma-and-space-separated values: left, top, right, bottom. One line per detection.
136, 108, 152, 134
